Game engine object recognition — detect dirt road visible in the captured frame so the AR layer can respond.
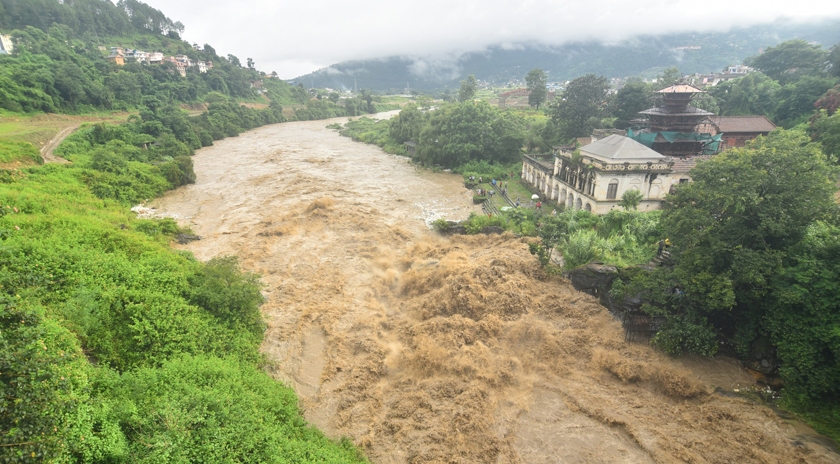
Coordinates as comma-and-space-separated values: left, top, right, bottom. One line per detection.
39, 123, 78, 164
153, 114, 839, 463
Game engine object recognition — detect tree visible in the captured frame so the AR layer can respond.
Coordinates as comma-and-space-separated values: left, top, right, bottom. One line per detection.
529, 216, 563, 268
619, 189, 643, 210
388, 103, 425, 144
611, 81, 652, 128
458, 74, 477, 102
746, 39, 830, 84
707, 72, 781, 118
546, 74, 610, 143
416, 101, 524, 168
227, 54, 241, 67
814, 84, 840, 116
525, 68, 548, 109
246, 57, 255, 69
654, 67, 682, 90
809, 110, 840, 163
630, 129, 838, 357
829, 43, 840, 78
774, 76, 836, 127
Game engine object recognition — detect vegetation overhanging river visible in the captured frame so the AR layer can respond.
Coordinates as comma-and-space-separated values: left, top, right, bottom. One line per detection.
152, 113, 840, 463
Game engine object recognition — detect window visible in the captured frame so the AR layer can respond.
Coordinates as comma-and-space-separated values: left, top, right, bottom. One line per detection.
606, 181, 619, 200
679, 178, 689, 184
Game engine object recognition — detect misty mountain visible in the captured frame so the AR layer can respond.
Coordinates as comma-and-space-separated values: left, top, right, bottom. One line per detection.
293, 18, 840, 92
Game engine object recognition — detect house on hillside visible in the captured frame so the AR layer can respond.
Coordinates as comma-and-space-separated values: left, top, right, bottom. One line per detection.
522, 135, 691, 214
196, 61, 208, 73
0, 34, 14, 54
710, 116, 776, 149
148, 52, 163, 64
126, 49, 148, 62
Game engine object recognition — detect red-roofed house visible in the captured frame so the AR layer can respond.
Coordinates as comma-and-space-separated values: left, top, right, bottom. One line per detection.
711, 116, 776, 149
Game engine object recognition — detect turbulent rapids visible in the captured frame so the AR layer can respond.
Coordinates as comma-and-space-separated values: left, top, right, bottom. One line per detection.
153, 114, 839, 463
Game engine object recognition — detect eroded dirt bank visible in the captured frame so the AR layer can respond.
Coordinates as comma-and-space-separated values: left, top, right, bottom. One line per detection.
154, 115, 839, 463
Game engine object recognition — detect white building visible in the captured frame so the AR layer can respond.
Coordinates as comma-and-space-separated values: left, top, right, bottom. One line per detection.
522, 135, 690, 214
147, 52, 163, 63
196, 61, 208, 73
1, 34, 14, 54
126, 49, 147, 62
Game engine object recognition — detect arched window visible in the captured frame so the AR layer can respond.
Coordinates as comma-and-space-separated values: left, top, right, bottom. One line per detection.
606, 179, 619, 200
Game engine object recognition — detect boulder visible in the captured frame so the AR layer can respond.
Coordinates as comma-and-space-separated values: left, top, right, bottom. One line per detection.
568, 263, 619, 295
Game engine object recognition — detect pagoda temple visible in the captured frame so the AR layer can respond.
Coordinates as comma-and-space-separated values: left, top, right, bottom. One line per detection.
628, 84, 722, 157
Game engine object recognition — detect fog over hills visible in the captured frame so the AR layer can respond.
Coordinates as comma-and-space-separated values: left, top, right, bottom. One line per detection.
293, 18, 840, 92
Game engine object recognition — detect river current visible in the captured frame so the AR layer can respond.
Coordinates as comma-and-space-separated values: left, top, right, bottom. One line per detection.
153, 113, 839, 463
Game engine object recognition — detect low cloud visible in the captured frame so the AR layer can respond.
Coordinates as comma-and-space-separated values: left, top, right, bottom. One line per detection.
144, 0, 840, 78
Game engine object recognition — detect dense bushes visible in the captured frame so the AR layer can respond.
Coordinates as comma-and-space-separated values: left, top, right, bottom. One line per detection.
0, 143, 368, 461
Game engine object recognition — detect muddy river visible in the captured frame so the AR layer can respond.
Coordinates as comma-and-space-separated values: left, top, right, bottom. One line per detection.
153, 114, 839, 463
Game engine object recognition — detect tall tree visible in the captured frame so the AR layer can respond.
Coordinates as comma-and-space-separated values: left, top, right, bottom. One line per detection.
525, 68, 548, 109
611, 81, 652, 128
416, 101, 524, 168
630, 129, 838, 358
458, 74, 477, 102
829, 43, 840, 78
707, 72, 781, 118
746, 39, 830, 84
546, 74, 610, 143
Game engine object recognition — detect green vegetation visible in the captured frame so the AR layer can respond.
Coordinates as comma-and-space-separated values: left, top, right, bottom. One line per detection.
525, 69, 548, 109
603, 129, 840, 440
0, 1, 379, 461
0, 162, 368, 461
0, 139, 42, 164
458, 75, 478, 102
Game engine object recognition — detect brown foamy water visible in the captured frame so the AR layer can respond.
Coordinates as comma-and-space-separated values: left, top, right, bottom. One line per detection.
153, 114, 839, 463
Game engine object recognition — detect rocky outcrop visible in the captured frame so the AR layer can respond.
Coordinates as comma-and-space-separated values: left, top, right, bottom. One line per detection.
567, 262, 644, 313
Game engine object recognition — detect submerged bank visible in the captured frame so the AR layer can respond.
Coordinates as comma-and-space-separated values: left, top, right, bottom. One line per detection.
154, 114, 840, 463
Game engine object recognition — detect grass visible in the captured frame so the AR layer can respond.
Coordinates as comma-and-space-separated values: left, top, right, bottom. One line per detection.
0, 111, 132, 148
0, 139, 43, 165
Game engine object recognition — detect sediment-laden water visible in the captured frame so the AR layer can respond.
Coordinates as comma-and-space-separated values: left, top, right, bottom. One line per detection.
153, 114, 839, 463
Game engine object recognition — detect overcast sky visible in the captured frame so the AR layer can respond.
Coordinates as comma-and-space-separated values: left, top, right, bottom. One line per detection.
142, 0, 840, 79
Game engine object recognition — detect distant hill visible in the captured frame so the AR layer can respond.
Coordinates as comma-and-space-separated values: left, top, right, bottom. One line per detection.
294, 18, 840, 92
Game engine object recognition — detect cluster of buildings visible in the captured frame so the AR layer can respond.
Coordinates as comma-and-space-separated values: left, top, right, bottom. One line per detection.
521, 84, 775, 214
106, 47, 212, 77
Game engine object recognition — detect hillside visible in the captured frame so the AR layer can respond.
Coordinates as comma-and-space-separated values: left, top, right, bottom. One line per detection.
295, 18, 840, 92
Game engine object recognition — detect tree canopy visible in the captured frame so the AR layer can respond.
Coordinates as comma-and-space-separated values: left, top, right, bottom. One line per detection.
746, 39, 830, 84
546, 74, 610, 143
628, 130, 839, 380
525, 68, 548, 109
417, 101, 524, 168
458, 74, 478, 102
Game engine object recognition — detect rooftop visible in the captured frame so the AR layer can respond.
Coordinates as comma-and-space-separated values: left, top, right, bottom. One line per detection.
639, 105, 715, 117
658, 84, 704, 94
580, 135, 666, 163
712, 116, 777, 133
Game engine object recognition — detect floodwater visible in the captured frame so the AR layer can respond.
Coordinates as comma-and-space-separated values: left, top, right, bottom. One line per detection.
153, 114, 839, 463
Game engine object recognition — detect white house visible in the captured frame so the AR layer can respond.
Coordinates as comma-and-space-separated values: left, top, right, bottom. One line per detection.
147, 52, 164, 63
196, 61, 208, 73
522, 135, 691, 214
0, 34, 14, 54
